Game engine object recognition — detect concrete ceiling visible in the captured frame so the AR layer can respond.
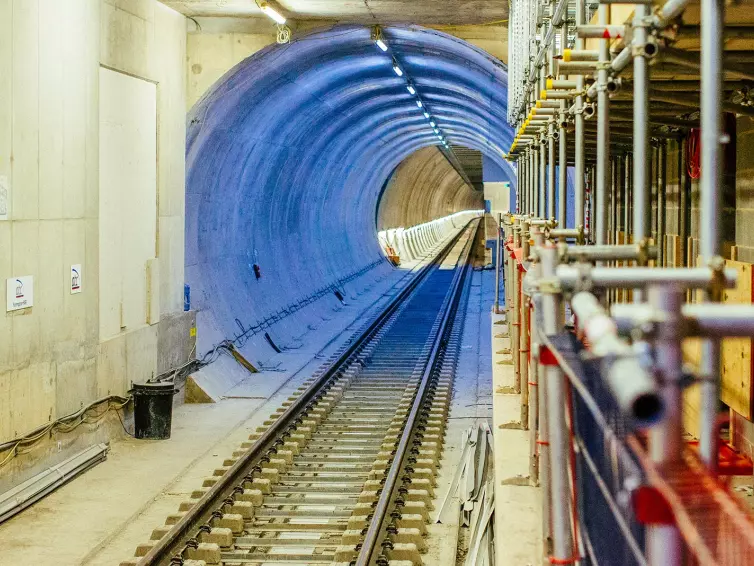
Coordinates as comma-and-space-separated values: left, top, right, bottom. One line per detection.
160, 1, 508, 25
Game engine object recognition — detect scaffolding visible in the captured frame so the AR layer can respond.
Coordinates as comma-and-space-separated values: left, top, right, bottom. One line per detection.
500, 1, 754, 563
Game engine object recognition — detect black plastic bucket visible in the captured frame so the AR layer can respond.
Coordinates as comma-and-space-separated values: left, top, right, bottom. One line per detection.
130, 382, 177, 439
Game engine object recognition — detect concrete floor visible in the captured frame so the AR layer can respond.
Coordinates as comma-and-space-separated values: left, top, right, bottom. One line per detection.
0, 252, 439, 566
424, 266, 494, 564
491, 304, 542, 565
0, 233, 522, 566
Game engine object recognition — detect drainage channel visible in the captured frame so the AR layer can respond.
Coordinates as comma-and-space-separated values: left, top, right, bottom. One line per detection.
124, 219, 480, 566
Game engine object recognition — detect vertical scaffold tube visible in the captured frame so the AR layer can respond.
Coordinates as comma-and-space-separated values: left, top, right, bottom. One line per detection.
596, 3, 610, 245
699, 0, 724, 472
574, 0, 585, 229
494, 212, 502, 314
548, 121, 556, 221
539, 245, 574, 562
520, 223, 530, 427
540, 136, 547, 218
647, 284, 684, 566
633, 4, 651, 301
512, 221, 522, 393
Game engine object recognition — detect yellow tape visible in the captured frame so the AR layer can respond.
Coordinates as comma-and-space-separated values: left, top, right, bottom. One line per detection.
540, 89, 547, 100
564, 49, 572, 63
546, 78, 553, 89
190, 327, 197, 337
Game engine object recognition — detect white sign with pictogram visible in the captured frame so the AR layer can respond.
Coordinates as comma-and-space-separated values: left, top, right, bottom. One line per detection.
6, 275, 34, 312
70, 264, 82, 294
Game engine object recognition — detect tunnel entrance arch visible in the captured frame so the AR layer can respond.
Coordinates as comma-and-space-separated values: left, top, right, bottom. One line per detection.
185, 24, 515, 366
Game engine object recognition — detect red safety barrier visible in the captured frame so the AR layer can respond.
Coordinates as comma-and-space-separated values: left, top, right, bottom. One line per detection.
628, 436, 754, 565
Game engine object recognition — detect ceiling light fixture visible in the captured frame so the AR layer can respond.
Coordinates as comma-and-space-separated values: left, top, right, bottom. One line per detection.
393, 63, 403, 77
430, 121, 436, 127
259, 2, 286, 24
407, 85, 416, 95
424, 112, 430, 118
372, 25, 388, 52
416, 100, 423, 108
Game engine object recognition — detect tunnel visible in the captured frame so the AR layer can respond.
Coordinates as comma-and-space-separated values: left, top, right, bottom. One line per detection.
185, 24, 517, 366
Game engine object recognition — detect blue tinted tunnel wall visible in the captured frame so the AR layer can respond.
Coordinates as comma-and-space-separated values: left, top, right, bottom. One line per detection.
184, 25, 519, 370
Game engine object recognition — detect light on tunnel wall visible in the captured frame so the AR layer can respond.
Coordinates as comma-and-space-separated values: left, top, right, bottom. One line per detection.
259, 2, 286, 24
430, 121, 436, 127
393, 63, 403, 77
424, 112, 430, 119
416, 100, 423, 108
372, 25, 388, 52
407, 84, 416, 95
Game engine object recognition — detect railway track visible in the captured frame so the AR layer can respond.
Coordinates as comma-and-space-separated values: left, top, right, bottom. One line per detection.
125, 219, 480, 566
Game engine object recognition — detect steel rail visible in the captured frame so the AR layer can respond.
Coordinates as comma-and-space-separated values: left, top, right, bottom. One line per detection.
355, 219, 480, 566
138, 220, 480, 565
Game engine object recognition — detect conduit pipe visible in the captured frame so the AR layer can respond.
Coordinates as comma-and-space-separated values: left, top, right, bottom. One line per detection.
571, 292, 664, 427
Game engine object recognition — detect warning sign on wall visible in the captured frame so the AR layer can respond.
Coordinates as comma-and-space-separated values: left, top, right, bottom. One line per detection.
6, 276, 33, 312
71, 264, 82, 294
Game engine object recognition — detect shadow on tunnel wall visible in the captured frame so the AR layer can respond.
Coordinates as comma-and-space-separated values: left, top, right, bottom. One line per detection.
184, 23, 516, 372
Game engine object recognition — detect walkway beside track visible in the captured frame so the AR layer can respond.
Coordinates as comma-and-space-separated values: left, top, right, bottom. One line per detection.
0, 236, 460, 566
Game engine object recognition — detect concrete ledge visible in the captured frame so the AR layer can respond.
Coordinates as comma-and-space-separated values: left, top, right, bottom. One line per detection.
491, 310, 542, 566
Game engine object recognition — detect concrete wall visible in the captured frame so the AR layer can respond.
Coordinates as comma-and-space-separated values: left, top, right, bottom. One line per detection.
378, 211, 483, 263
186, 20, 508, 111
0, 0, 191, 491
377, 147, 484, 231
484, 182, 511, 217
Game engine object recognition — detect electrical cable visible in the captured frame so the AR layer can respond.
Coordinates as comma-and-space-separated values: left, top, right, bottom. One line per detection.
0, 396, 132, 469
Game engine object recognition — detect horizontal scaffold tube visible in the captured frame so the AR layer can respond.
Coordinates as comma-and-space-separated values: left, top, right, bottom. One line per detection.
611, 303, 754, 337
558, 243, 657, 263
555, 266, 738, 291
571, 292, 664, 427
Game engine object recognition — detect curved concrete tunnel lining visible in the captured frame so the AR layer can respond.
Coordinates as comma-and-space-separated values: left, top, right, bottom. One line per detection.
185, 24, 519, 370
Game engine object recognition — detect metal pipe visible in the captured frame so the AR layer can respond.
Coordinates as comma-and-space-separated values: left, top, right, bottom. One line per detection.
560, 243, 657, 262
633, 3, 651, 299
539, 245, 575, 562
520, 223, 531, 428
548, 121, 556, 219
512, 222, 522, 394
646, 284, 684, 566
612, 303, 754, 337
575, 0, 586, 231
558, 121, 567, 227
563, 49, 600, 61
556, 61, 599, 74
494, 213, 502, 313
555, 265, 737, 291
540, 136, 547, 218
611, 45, 632, 73
575, 24, 626, 38
595, 3, 610, 247
658, 142, 667, 266
571, 292, 664, 426
699, 0, 724, 473
530, 232, 549, 542
654, 0, 692, 25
